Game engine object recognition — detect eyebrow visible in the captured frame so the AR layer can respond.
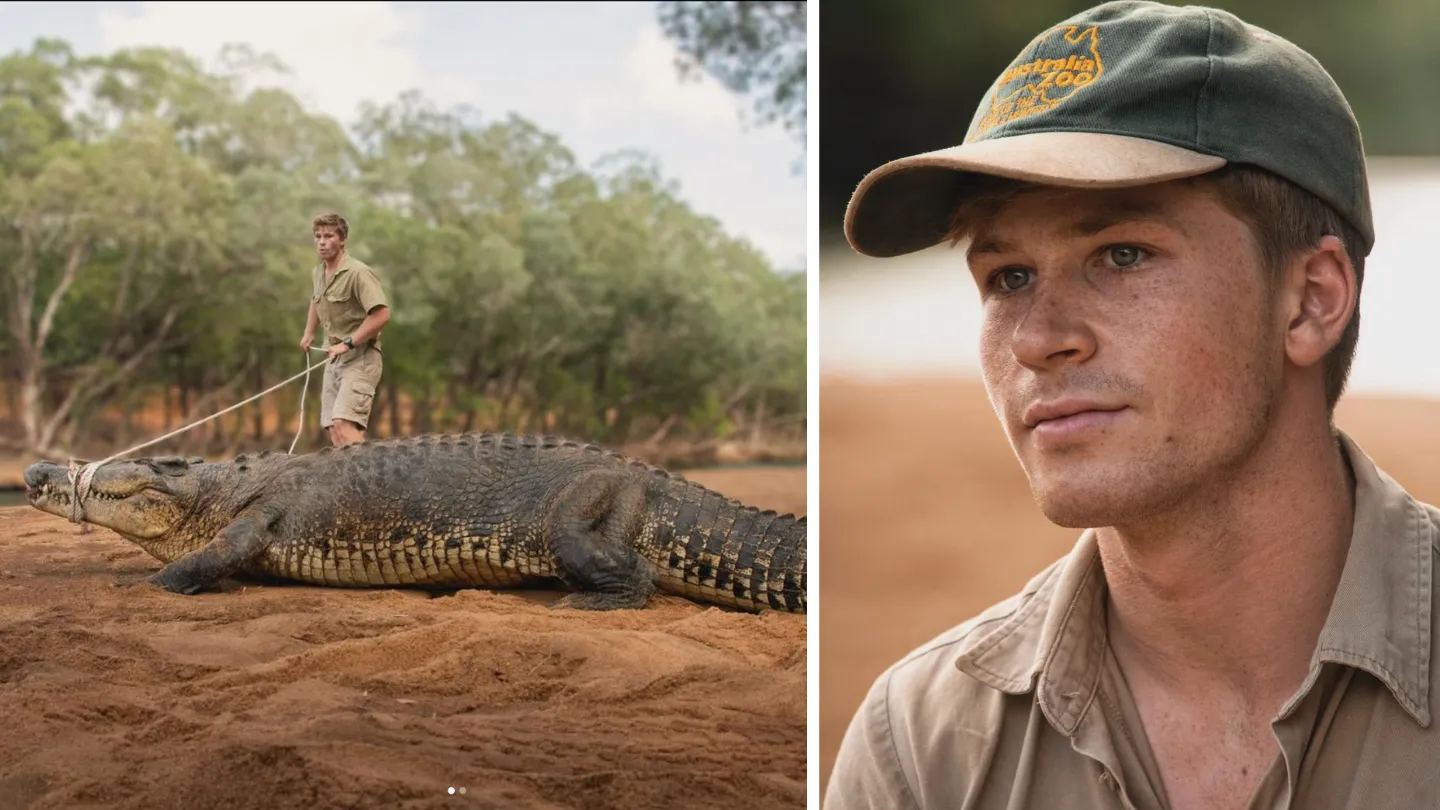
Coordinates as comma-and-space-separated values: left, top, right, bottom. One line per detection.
965, 198, 1188, 262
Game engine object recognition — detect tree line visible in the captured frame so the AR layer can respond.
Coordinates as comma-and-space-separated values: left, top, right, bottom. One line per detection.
0, 38, 806, 466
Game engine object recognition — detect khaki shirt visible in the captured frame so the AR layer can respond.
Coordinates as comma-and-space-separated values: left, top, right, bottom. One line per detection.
312, 254, 388, 352
826, 431, 1440, 810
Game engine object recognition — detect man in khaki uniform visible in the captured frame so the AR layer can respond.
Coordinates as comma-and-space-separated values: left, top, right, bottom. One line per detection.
827, 2, 1440, 809
299, 212, 390, 447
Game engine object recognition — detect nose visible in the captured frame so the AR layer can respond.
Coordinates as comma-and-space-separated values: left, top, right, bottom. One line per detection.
1009, 280, 1096, 371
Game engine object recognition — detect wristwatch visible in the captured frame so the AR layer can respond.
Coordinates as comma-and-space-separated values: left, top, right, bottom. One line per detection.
343, 336, 355, 349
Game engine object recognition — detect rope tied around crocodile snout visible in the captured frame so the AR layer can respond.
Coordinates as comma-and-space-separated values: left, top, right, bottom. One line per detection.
62, 349, 332, 524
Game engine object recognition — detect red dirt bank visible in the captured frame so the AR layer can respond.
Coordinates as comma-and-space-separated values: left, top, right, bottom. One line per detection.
0, 467, 807, 810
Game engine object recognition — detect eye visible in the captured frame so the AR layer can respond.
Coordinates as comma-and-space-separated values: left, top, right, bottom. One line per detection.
1105, 245, 1146, 268
991, 267, 1033, 293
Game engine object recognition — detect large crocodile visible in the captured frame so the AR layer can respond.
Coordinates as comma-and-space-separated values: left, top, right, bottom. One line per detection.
21, 432, 807, 614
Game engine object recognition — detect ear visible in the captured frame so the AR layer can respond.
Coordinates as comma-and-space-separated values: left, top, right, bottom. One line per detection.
1283, 234, 1357, 370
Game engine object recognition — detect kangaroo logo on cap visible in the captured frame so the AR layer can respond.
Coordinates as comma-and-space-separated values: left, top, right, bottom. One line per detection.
970, 25, 1105, 139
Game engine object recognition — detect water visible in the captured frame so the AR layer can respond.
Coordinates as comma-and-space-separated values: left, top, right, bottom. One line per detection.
0, 490, 28, 508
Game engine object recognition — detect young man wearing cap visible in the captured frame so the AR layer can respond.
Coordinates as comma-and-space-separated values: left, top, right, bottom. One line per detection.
826, 2, 1440, 810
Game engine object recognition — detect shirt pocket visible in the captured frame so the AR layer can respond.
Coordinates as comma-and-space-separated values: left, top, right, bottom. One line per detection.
324, 282, 352, 305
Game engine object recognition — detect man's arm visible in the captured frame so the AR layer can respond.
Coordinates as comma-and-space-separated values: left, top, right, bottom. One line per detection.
349, 305, 390, 345
299, 299, 319, 351
348, 267, 390, 346
825, 671, 922, 810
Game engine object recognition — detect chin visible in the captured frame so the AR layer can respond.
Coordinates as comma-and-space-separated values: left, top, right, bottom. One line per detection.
1032, 490, 1127, 529
1023, 458, 1170, 529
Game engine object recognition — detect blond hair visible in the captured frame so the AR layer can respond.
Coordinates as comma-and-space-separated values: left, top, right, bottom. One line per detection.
311, 212, 349, 241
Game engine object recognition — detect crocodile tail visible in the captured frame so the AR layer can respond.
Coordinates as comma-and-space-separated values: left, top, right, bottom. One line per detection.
647, 481, 808, 615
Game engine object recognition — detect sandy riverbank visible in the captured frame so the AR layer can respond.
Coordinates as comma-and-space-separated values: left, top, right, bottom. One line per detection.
0, 466, 807, 810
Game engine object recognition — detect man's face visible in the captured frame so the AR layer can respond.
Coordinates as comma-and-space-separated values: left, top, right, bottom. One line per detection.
966, 181, 1284, 529
314, 226, 343, 261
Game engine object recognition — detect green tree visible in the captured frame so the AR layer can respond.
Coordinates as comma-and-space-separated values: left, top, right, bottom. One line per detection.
0, 37, 806, 465
657, 1, 807, 143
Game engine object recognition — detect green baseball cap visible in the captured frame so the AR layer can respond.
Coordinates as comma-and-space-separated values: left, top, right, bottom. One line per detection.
843, 0, 1373, 259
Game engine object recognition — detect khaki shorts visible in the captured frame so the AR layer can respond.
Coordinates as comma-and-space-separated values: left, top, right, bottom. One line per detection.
320, 347, 383, 430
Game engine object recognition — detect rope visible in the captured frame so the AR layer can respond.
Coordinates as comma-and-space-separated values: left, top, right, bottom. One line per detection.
289, 349, 321, 455
64, 347, 333, 524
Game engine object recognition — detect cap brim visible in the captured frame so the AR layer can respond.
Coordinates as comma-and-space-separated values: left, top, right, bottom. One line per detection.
843, 132, 1228, 258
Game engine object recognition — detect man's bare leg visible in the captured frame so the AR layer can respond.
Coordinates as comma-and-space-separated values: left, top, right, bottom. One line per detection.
328, 419, 366, 447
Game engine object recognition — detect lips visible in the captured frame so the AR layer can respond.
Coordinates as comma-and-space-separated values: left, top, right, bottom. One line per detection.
1023, 398, 1127, 428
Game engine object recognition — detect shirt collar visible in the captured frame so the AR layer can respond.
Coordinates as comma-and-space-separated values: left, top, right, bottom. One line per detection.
319, 254, 355, 280
952, 429, 1435, 733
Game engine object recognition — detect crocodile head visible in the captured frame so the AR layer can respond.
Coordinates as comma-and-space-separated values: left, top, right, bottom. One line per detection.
24, 456, 211, 541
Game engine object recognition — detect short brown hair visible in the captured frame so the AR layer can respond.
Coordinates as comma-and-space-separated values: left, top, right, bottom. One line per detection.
312, 212, 349, 241
945, 165, 1365, 412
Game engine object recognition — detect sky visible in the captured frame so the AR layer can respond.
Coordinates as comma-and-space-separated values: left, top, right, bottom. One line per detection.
0, 0, 807, 270
821, 160, 1440, 399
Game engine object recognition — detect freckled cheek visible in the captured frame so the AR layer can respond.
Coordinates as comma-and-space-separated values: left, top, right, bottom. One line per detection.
1128, 301, 1253, 419
975, 317, 1028, 434
976, 318, 1014, 383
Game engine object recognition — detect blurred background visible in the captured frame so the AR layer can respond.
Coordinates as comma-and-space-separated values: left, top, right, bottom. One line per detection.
819, 0, 1440, 794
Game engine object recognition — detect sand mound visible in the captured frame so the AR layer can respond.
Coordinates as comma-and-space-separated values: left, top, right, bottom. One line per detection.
0, 468, 806, 810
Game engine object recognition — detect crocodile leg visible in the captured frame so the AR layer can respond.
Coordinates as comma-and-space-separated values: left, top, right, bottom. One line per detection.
547, 470, 657, 611
141, 508, 275, 595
